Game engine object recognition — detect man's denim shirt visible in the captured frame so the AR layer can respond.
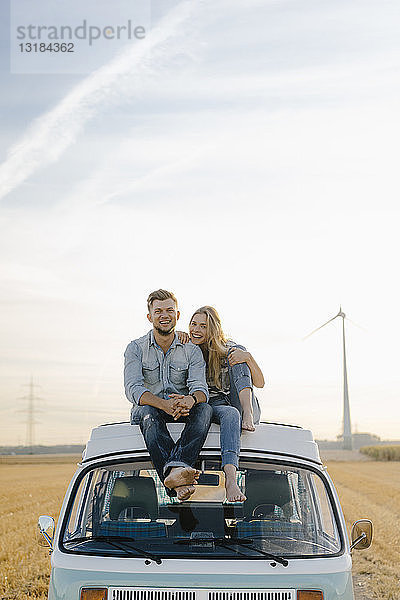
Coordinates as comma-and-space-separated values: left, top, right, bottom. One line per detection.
124, 330, 209, 413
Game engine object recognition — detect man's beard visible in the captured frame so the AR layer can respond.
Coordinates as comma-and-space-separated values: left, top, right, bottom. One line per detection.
154, 325, 175, 336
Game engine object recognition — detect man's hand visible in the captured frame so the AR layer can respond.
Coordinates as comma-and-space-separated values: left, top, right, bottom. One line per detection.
158, 396, 179, 417
228, 348, 249, 366
169, 393, 196, 419
140, 393, 195, 419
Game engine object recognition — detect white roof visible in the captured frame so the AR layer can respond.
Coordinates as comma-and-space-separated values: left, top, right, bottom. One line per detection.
83, 422, 321, 465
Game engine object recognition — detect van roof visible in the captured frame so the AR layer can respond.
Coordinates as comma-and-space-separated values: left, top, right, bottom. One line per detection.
83, 422, 322, 465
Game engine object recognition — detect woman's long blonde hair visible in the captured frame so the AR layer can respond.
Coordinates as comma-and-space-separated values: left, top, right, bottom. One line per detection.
190, 306, 228, 388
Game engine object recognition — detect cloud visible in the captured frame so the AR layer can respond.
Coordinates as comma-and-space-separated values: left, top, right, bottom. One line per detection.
0, 0, 205, 202
3, 0, 398, 206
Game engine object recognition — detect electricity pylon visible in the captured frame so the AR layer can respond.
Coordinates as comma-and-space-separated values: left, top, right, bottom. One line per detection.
18, 376, 43, 452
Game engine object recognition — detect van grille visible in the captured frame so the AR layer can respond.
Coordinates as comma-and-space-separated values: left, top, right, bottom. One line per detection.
108, 590, 295, 600
109, 591, 196, 600
209, 594, 294, 600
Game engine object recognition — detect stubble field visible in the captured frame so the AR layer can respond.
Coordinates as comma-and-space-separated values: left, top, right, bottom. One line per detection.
0, 455, 399, 600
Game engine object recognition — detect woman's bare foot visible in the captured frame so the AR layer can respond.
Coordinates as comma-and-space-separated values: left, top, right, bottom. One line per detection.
225, 479, 246, 502
164, 466, 200, 489
238, 389, 255, 431
223, 464, 246, 502
176, 484, 196, 501
241, 411, 255, 431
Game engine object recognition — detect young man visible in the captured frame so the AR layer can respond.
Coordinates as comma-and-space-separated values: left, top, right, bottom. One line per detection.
124, 289, 212, 501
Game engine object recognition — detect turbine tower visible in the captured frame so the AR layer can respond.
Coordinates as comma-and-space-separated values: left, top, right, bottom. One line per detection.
305, 307, 353, 450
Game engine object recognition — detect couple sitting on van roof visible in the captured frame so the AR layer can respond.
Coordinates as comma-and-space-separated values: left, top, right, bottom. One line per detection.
124, 289, 265, 502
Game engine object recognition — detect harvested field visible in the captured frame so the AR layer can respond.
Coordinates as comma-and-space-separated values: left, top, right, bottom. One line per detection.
0, 457, 78, 600
0, 454, 82, 465
326, 461, 400, 600
0, 455, 399, 599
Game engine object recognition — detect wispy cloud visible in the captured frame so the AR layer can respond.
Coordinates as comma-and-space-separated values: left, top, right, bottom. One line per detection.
0, 0, 204, 202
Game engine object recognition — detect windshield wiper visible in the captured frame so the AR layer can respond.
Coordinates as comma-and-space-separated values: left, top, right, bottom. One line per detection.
63, 536, 162, 564
231, 537, 288, 566
175, 537, 288, 566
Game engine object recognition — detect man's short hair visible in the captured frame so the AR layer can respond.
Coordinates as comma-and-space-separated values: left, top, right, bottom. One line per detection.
147, 289, 178, 312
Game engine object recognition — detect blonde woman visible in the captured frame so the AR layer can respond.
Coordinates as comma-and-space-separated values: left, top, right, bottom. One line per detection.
175, 306, 265, 502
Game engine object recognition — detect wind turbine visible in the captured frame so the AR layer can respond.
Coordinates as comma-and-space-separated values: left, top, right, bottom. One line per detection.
304, 307, 353, 450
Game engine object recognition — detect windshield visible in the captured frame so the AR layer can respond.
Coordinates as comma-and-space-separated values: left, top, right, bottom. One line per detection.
61, 458, 342, 559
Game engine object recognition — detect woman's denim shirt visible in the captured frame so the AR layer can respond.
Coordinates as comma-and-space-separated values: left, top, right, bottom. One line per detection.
124, 330, 209, 407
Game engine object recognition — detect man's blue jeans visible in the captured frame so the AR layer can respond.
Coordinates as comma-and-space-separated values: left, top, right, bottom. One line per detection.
131, 402, 212, 488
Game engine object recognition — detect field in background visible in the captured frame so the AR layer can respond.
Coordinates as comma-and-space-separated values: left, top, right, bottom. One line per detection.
326, 461, 400, 600
359, 445, 400, 461
0, 456, 78, 600
0, 456, 399, 600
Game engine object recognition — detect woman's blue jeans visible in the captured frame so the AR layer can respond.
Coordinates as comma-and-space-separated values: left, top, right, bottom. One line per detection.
228, 355, 261, 424
210, 359, 261, 469
210, 400, 241, 468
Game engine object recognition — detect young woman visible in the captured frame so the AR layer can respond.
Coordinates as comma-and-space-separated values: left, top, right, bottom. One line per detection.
179, 306, 265, 502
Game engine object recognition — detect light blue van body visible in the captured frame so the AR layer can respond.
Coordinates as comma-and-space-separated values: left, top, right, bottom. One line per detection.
42, 423, 361, 600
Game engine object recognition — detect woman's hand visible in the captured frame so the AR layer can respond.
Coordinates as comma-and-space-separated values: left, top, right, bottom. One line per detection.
176, 331, 190, 344
228, 348, 265, 387
228, 348, 249, 366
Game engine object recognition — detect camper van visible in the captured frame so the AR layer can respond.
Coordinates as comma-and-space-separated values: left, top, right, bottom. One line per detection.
37, 422, 372, 600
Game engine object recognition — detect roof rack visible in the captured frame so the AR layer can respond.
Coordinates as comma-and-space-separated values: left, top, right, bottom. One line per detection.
83, 422, 321, 465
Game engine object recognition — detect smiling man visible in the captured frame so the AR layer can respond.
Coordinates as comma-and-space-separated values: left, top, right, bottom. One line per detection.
124, 289, 212, 501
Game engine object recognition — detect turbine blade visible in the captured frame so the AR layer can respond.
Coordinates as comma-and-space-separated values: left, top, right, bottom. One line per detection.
346, 317, 367, 332
303, 315, 339, 340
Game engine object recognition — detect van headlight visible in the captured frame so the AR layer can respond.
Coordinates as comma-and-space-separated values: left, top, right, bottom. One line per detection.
297, 592, 323, 600
80, 589, 107, 600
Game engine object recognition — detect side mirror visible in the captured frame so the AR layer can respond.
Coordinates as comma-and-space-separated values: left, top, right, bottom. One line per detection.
350, 519, 373, 551
37, 515, 55, 550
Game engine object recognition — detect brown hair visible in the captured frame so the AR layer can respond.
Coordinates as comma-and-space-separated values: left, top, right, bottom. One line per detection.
147, 289, 178, 313
190, 305, 228, 388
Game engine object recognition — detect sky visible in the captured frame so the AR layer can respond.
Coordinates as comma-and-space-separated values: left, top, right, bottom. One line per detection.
1, 0, 400, 446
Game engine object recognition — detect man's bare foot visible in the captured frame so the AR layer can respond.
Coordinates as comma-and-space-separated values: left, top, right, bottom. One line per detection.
164, 466, 200, 490
225, 479, 246, 502
176, 484, 196, 501
241, 411, 255, 431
